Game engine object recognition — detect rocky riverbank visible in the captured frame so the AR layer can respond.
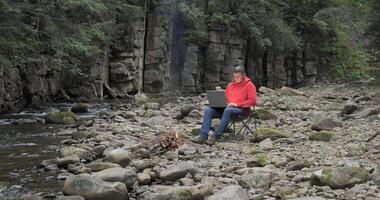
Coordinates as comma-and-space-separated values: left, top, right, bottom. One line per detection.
23, 83, 380, 200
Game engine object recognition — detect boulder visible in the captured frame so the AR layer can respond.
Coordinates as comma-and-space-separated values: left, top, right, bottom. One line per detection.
92, 167, 137, 188
348, 107, 379, 119
311, 118, 342, 131
207, 185, 249, 200
159, 161, 199, 182
59, 146, 92, 161
286, 160, 311, 171
133, 159, 155, 172
137, 173, 151, 185
311, 167, 369, 189
104, 148, 132, 167
252, 128, 288, 142
71, 103, 89, 113
238, 167, 276, 189
85, 162, 121, 172
308, 131, 334, 142
341, 103, 358, 115
63, 174, 128, 200
46, 111, 77, 124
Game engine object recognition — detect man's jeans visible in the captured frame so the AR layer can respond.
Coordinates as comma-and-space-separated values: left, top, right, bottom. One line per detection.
200, 107, 243, 140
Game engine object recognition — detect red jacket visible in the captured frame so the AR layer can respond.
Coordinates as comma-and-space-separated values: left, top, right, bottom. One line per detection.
225, 77, 257, 114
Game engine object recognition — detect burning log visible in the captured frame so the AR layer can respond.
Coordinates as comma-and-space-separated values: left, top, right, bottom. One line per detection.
161, 130, 182, 150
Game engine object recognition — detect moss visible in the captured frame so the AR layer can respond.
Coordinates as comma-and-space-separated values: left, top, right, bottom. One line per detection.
177, 189, 193, 200
256, 153, 270, 167
46, 111, 77, 124
254, 128, 288, 142
309, 131, 334, 142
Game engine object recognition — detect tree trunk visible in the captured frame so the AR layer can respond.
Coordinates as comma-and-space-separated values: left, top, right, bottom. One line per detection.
262, 50, 268, 87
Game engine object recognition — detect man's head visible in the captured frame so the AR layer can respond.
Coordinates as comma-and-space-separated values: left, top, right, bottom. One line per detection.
233, 65, 246, 83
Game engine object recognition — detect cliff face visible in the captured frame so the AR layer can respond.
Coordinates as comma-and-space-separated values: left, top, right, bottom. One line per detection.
0, 1, 318, 113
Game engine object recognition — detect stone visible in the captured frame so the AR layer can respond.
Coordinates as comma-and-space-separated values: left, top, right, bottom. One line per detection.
71, 103, 89, 113
207, 185, 249, 200
308, 131, 334, 142
258, 138, 274, 150
85, 162, 121, 172
247, 154, 270, 167
72, 131, 93, 140
159, 161, 199, 182
56, 196, 86, 200
104, 148, 132, 167
252, 128, 288, 142
145, 102, 160, 110
238, 167, 275, 189
311, 118, 342, 131
90, 145, 107, 156
277, 186, 298, 199
59, 146, 92, 161
255, 109, 278, 120
140, 184, 212, 200
92, 167, 137, 188
179, 178, 194, 186
341, 103, 358, 115
291, 198, 326, 200
46, 111, 77, 124
311, 167, 369, 189
178, 144, 197, 155
133, 159, 155, 172
258, 86, 276, 95
371, 164, 380, 186
63, 174, 128, 200
135, 93, 149, 106
56, 156, 81, 167
348, 107, 379, 119
286, 160, 311, 171
180, 105, 195, 117
137, 173, 151, 185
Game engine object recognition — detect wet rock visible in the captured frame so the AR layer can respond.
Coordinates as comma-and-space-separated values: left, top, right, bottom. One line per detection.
46, 111, 77, 124
56, 156, 81, 167
59, 146, 92, 161
104, 148, 132, 167
133, 159, 155, 172
238, 167, 276, 189
311, 167, 369, 189
137, 173, 151, 185
341, 102, 358, 115
311, 118, 342, 131
92, 167, 137, 187
308, 131, 334, 142
252, 128, 288, 142
159, 161, 199, 182
207, 185, 249, 200
286, 160, 311, 171
63, 174, 128, 200
71, 103, 89, 113
85, 162, 121, 172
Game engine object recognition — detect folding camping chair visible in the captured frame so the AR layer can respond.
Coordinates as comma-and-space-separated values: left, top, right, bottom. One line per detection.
229, 107, 258, 135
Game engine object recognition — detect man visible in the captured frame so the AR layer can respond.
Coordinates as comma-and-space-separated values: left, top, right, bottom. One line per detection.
194, 65, 257, 145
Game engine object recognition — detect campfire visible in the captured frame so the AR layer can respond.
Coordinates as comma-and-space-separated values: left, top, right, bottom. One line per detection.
161, 129, 182, 150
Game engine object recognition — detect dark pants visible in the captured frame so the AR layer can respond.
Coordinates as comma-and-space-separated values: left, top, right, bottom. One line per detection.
200, 107, 243, 140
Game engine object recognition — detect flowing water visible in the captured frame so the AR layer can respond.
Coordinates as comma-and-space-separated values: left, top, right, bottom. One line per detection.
0, 103, 111, 199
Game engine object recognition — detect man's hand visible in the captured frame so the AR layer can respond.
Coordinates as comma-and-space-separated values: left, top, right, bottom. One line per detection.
228, 102, 238, 107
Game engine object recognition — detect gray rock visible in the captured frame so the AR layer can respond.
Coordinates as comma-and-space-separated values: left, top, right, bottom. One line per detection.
104, 148, 132, 167
207, 185, 249, 200
46, 111, 78, 124
56, 196, 86, 200
286, 160, 311, 171
348, 107, 379, 119
178, 144, 197, 155
63, 174, 128, 200
258, 86, 276, 95
135, 93, 149, 106
85, 162, 121, 172
57, 156, 81, 167
311, 118, 342, 131
371, 164, 380, 186
341, 102, 358, 115
140, 184, 212, 200
311, 167, 369, 189
238, 167, 275, 189
133, 159, 155, 172
90, 145, 107, 156
137, 173, 151, 185
258, 138, 273, 150
92, 167, 137, 187
59, 146, 92, 161
159, 161, 199, 182
179, 178, 194, 186
145, 103, 160, 110
72, 131, 93, 140
180, 105, 195, 117
291, 198, 326, 200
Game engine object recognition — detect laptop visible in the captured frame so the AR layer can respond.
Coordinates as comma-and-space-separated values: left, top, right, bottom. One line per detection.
207, 90, 227, 108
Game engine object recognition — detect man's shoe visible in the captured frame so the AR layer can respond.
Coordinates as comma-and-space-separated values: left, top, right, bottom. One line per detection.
206, 135, 218, 145
191, 136, 207, 144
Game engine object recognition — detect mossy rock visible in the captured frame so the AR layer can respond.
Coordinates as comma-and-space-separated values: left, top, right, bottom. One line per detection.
256, 153, 270, 167
253, 128, 288, 142
255, 109, 277, 120
311, 167, 369, 189
309, 131, 334, 142
46, 111, 78, 124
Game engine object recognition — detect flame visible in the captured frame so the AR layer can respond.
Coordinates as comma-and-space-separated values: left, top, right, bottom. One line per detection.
161, 130, 182, 150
